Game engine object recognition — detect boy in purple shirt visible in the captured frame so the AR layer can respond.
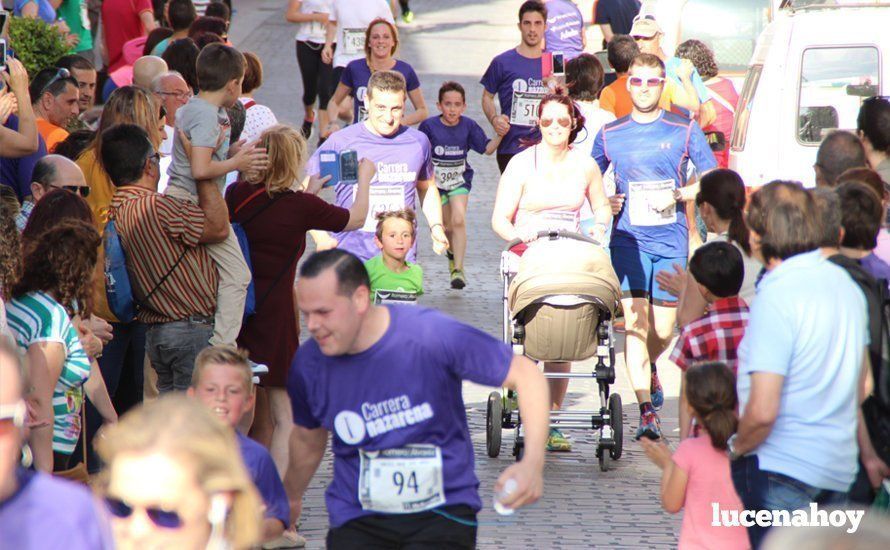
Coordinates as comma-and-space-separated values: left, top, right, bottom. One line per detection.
283, 250, 550, 548
307, 70, 449, 262
418, 81, 502, 289
188, 346, 292, 546
481, 0, 549, 173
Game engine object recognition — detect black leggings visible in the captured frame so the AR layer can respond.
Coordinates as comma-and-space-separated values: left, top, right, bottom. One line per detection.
399, 0, 411, 13
295, 40, 336, 110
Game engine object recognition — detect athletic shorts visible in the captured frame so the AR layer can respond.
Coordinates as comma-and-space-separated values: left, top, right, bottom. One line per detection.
610, 246, 686, 307
439, 184, 471, 205
326, 505, 476, 549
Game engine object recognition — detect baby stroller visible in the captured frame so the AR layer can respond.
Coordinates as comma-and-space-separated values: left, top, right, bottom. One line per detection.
486, 231, 624, 471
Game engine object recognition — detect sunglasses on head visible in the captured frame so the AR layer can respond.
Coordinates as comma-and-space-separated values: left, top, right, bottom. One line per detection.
629, 76, 665, 88
104, 496, 183, 529
539, 117, 572, 129
40, 68, 71, 96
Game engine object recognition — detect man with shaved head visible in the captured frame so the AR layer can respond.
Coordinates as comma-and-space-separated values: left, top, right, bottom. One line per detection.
15, 155, 90, 231
815, 130, 867, 188
133, 56, 169, 91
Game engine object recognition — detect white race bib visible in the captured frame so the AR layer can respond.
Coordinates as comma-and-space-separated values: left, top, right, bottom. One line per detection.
342, 28, 366, 56
355, 184, 406, 232
510, 91, 545, 127
433, 159, 466, 191
628, 180, 676, 227
375, 290, 419, 305
358, 445, 445, 514
529, 210, 580, 233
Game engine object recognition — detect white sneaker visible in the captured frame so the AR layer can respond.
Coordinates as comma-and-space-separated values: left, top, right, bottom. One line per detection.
249, 360, 269, 375
262, 529, 307, 549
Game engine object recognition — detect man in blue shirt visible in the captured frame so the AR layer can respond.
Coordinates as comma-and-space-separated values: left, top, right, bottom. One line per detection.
728, 181, 868, 548
283, 250, 549, 548
592, 53, 717, 440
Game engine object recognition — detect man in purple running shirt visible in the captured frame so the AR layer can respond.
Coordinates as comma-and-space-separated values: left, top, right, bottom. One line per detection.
543, 0, 586, 60
481, 0, 549, 173
282, 250, 549, 549
307, 70, 449, 262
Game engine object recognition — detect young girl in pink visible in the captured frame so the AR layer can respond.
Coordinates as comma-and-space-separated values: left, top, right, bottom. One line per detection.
640, 361, 750, 550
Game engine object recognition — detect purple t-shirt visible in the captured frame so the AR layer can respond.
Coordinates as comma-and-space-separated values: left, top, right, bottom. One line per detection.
0, 468, 113, 549
417, 116, 489, 189
237, 432, 289, 527
287, 305, 513, 528
861, 253, 890, 288
544, 0, 585, 60
341, 59, 421, 123
307, 123, 433, 262
481, 48, 546, 156
1, 115, 48, 201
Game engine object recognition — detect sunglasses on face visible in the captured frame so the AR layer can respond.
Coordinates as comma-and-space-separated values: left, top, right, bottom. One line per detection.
104, 496, 183, 529
629, 76, 665, 88
58, 185, 90, 197
539, 117, 572, 129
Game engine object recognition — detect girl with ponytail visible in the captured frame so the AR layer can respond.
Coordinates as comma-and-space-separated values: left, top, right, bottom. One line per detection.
640, 362, 749, 550
656, 169, 761, 327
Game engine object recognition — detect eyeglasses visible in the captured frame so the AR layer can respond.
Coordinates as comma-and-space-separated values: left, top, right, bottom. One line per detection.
539, 117, 572, 129
104, 496, 183, 529
0, 400, 26, 436
156, 90, 193, 101
629, 76, 665, 88
40, 68, 71, 96
59, 185, 91, 198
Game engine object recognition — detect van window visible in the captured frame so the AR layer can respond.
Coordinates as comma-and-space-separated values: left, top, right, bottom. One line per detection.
679, 0, 771, 73
731, 64, 762, 151
798, 47, 880, 144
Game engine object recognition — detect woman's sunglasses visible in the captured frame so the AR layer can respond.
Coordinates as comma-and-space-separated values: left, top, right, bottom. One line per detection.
539, 117, 572, 129
104, 496, 183, 529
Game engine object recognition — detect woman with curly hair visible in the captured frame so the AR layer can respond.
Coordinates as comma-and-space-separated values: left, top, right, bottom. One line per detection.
675, 39, 738, 169
21, 188, 95, 252
5, 220, 116, 473
0, 200, 22, 342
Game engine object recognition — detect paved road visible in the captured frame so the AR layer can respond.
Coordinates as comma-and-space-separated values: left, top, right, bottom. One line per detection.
232, 1, 682, 547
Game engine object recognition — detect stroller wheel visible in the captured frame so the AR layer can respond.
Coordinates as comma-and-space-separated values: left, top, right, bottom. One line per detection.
486, 391, 503, 458
598, 447, 610, 472
609, 393, 623, 460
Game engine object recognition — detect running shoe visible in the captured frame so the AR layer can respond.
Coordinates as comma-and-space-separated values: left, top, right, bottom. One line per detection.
446, 249, 455, 273
401, 10, 414, 24
650, 364, 664, 410
635, 410, 662, 441
300, 119, 314, 140
250, 360, 269, 377
546, 428, 572, 452
450, 269, 466, 289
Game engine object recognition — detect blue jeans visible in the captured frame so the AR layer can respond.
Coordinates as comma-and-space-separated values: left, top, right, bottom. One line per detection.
146, 317, 213, 393
730, 454, 850, 549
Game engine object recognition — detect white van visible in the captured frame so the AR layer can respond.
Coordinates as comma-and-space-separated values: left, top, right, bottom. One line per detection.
729, 1, 888, 188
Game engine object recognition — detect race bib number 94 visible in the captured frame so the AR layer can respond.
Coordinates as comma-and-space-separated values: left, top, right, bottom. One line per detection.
342, 28, 366, 56
358, 445, 446, 514
510, 91, 544, 127
433, 159, 466, 191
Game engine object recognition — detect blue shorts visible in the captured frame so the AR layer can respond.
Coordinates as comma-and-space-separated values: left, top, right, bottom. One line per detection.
610, 246, 686, 306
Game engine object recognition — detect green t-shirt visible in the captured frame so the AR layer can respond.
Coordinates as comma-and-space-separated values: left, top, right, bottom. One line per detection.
364, 255, 424, 305
58, 0, 93, 53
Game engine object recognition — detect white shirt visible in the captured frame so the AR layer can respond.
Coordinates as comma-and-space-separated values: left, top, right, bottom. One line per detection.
295, 0, 332, 43
330, 0, 393, 68
157, 125, 174, 194
239, 97, 278, 144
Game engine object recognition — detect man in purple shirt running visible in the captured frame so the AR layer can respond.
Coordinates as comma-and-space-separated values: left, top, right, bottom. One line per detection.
307, 70, 449, 262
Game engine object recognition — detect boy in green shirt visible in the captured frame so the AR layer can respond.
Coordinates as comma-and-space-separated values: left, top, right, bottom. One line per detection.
364, 209, 424, 305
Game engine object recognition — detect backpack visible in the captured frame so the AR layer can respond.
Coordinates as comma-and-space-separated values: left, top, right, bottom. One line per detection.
229, 187, 286, 320
829, 254, 890, 463
104, 213, 189, 321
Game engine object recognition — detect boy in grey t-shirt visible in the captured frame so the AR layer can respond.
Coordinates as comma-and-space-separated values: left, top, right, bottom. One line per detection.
166, 43, 268, 348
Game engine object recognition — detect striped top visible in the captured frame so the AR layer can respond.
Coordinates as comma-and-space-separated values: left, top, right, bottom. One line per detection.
110, 186, 218, 324
5, 292, 91, 455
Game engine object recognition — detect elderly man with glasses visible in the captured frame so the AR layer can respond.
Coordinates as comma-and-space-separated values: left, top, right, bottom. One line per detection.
15, 155, 91, 231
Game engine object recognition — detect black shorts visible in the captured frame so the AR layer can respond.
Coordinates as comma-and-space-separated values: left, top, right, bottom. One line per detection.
326, 505, 477, 549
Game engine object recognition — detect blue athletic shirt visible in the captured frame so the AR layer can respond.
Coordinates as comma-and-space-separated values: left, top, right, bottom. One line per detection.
417, 115, 489, 188
236, 432, 290, 528
592, 111, 717, 256
480, 48, 546, 155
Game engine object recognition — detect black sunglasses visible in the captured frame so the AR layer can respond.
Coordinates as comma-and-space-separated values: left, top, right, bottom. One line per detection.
104, 496, 183, 529
59, 185, 90, 197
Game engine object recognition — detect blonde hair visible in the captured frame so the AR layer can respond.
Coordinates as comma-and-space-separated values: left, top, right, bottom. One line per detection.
374, 208, 416, 240
255, 125, 308, 195
94, 87, 164, 167
367, 70, 407, 100
96, 395, 263, 550
364, 18, 400, 67
191, 346, 253, 393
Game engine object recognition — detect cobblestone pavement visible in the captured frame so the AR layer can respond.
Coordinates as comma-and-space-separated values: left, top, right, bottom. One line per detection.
232, 1, 683, 547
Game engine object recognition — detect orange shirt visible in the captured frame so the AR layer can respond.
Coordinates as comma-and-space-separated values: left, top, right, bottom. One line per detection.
36, 118, 69, 152
599, 75, 677, 118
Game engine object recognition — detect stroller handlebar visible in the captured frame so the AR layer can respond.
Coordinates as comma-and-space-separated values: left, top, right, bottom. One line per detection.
504, 230, 601, 252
